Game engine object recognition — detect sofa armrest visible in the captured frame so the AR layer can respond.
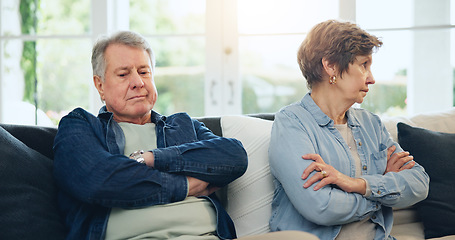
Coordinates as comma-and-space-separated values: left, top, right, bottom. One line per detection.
0, 124, 57, 160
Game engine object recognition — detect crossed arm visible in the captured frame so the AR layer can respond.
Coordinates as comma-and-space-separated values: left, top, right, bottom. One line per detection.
301, 145, 415, 194
53, 111, 247, 208
269, 111, 429, 225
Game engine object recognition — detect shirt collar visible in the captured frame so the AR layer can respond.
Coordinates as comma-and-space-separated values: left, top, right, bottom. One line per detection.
98, 106, 166, 124
300, 92, 361, 128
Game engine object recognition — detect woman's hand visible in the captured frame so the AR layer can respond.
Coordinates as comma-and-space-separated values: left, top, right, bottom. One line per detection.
301, 154, 367, 195
384, 145, 415, 174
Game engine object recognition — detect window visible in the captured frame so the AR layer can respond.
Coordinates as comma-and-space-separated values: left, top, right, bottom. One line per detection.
1, 0, 454, 126
237, 0, 339, 114
356, 0, 455, 116
1, 0, 92, 126
129, 0, 206, 116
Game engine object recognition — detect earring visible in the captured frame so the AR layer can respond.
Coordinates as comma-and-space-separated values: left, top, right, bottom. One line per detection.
329, 76, 337, 84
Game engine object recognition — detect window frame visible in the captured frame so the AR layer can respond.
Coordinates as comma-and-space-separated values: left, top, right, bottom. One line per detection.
1, 0, 454, 125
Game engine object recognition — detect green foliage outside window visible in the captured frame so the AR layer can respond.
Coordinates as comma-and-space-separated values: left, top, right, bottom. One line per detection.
154, 74, 204, 116
242, 75, 308, 114
19, 0, 39, 105
362, 83, 407, 115
130, 0, 206, 116
362, 68, 407, 116
18, 0, 91, 125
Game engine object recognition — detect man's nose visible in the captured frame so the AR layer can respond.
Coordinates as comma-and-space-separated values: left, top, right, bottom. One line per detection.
130, 71, 144, 89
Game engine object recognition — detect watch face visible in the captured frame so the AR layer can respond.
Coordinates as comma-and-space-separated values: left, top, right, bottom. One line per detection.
129, 150, 145, 163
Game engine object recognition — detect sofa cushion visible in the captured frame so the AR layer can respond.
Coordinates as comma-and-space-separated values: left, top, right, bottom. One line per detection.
382, 108, 455, 142
221, 115, 274, 237
195, 116, 223, 137
0, 124, 57, 160
0, 126, 66, 239
398, 122, 455, 239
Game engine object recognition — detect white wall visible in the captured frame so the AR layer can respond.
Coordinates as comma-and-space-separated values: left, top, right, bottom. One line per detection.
408, 0, 453, 115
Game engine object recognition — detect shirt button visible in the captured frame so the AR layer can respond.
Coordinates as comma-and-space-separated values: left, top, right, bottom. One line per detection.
377, 190, 381, 195
358, 142, 362, 146
372, 215, 377, 220
363, 165, 367, 170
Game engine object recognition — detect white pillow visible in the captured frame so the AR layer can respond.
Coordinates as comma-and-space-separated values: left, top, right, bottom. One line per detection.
382, 108, 455, 142
221, 115, 274, 237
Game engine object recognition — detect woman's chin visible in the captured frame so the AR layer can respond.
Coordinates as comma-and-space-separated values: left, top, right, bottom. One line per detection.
355, 98, 365, 104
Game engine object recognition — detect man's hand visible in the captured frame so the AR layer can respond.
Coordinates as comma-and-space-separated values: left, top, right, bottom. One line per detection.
385, 145, 415, 174
142, 151, 155, 167
187, 176, 220, 197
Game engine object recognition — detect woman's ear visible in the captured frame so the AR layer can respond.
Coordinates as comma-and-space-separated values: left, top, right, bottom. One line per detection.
93, 75, 105, 101
321, 58, 337, 77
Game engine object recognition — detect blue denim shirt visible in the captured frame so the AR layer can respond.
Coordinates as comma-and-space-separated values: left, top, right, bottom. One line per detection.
53, 107, 248, 240
269, 93, 429, 240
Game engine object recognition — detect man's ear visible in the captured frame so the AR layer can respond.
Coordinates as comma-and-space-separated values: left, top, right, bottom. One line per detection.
321, 58, 337, 77
93, 75, 105, 101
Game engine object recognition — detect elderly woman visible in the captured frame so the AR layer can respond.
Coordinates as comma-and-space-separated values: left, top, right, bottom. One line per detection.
52, 31, 248, 240
268, 20, 429, 240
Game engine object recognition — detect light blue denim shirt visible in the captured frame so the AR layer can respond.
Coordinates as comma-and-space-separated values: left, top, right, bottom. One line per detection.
269, 93, 429, 240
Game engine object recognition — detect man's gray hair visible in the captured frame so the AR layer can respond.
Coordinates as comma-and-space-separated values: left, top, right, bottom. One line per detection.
91, 31, 155, 81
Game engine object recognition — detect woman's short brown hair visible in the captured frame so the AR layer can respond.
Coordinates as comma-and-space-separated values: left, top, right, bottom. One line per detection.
297, 20, 382, 89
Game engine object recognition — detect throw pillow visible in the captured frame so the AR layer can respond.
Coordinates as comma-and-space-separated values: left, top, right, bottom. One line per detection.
397, 122, 455, 239
221, 115, 274, 237
0, 126, 67, 240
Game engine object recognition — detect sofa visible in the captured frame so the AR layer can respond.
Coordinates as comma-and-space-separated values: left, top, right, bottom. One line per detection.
1, 108, 455, 239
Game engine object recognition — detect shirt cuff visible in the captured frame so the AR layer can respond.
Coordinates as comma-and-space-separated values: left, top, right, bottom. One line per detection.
361, 177, 372, 197
186, 177, 190, 197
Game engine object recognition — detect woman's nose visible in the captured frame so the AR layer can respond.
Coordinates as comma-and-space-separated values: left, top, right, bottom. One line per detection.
367, 71, 375, 85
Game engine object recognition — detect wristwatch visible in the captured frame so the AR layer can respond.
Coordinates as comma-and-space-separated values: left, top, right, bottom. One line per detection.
129, 150, 145, 164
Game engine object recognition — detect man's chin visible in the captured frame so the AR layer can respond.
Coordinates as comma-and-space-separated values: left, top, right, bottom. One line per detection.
124, 102, 149, 113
